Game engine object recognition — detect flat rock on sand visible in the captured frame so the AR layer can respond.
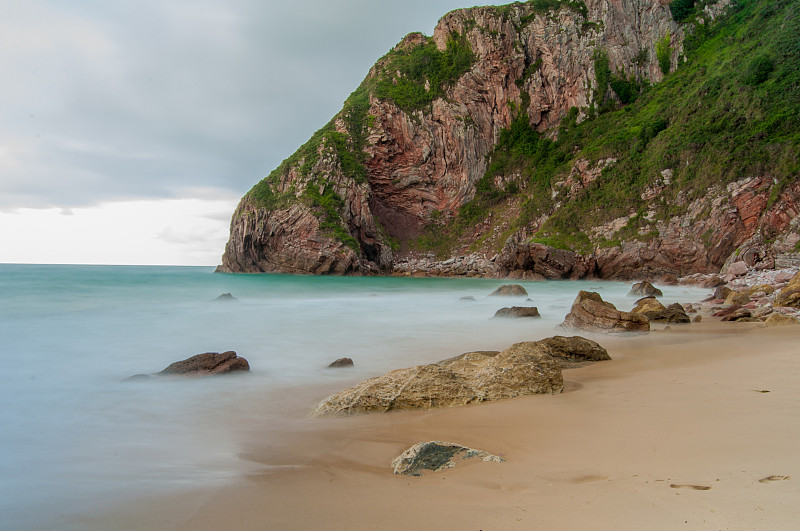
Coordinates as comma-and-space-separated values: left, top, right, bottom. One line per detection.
313, 342, 563, 417
391, 441, 504, 476
561, 291, 650, 333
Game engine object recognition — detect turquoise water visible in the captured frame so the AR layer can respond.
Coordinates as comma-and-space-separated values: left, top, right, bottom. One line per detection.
0, 264, 705, 529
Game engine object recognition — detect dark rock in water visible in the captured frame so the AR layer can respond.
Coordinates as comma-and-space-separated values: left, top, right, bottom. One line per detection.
391, 441, 504, 476
122, 374, 151, 382
488, 284, 528, 297
327, 357, 354, 368
459, 296, 476, 301
628, 281, 663, 297
159, 351, 250, 376
561, 291, 649, 333
214, 292, 237, 301
493, 306, 540, 319
538, 336, 611, 366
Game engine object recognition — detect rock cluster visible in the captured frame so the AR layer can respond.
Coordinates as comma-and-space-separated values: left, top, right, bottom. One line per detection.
630, 297, 691, 323
561, 291, 650, 333
681, 267, 800, 325
391, 441, 504, 476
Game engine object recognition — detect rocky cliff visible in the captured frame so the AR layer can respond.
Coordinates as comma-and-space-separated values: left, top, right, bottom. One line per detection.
219, 0, 800, 279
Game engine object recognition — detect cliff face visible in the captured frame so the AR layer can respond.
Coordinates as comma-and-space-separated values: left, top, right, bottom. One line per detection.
219, 0, 800, 279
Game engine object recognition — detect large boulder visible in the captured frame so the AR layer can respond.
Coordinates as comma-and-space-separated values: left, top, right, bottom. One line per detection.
159, 351, 250, 376
561, 291, 650, 333
631, 297, 691, 323
313, 342, 563, 417
538, 336, 611, 366
488, 284, 528, 297
775, 271, 800, 308
628, 281, 663, 297
493, 306, 540, 318
391, 441, 504, 476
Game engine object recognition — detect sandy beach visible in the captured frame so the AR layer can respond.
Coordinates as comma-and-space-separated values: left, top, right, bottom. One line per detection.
72, 318, 800, 531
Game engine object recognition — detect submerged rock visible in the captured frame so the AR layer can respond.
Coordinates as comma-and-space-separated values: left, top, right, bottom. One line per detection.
488, 284, 528, 297
313, 342, 563, 417
327, 357, 354, 368
391, 441, 504, 476
214, 292, 237, 302
159, 351, 250, 376
628, 281, 663, 297
492, 306, 540, 318
561, 291, 649, 333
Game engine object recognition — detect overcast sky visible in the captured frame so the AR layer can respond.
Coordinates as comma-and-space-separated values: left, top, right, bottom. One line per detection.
0, 0, 472, 265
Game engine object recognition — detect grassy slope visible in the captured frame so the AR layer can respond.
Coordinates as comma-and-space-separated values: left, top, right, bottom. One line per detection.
425, 0, 800, 256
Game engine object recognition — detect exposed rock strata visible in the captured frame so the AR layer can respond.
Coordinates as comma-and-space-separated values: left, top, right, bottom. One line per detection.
391, 441, 504, 476
561, 291, 650, 333
222, 1, 787, 279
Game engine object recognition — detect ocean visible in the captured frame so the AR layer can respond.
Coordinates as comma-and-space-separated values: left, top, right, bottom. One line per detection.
0, 264, 706, 529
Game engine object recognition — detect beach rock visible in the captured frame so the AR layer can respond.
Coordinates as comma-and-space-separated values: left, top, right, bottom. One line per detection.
214, 292, 237, 301
659, 273, 679, 285
721, 308, 753, 322
692, 315, 702, 323
327, 357, 354, 368
699, 275, 725, 288
714, 286, 733, 300
492, 306, 540, 318
538, 336, 611, 366
630, 297, 690, 323
775, 271, 800, 308
313, 342, 563, 417
724, 291, 751, 307
712, 305, 742, 317
488, 284, 528, 297
159, 351, 250, 376
726, 261, 749, 277
628, 281, 663, 297
391, 441, 504, 476
561, 291, 650, 333
764, 313, 800, 327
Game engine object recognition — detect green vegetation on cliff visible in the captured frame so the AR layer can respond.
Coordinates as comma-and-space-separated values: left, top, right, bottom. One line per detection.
444, 0, 799, 253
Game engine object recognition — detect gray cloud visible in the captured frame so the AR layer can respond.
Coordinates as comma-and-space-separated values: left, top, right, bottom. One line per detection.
1, 0, 470, 209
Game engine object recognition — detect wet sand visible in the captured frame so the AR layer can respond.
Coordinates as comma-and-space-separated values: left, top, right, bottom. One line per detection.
77, 322, 800, 530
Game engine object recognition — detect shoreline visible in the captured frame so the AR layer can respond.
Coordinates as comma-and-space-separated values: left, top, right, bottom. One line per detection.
70, 276, 800, 530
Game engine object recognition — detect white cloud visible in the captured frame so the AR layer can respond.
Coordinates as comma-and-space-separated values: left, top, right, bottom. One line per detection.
0, 197, 238, 265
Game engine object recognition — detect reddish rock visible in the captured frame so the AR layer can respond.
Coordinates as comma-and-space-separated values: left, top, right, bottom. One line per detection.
561, 291, 649, 333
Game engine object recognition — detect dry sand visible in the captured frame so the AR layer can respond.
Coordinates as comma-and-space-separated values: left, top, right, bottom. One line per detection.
78, 322, 800, 530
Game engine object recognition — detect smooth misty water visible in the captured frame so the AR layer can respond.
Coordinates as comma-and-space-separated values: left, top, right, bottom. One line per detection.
0, 264, 705, 529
